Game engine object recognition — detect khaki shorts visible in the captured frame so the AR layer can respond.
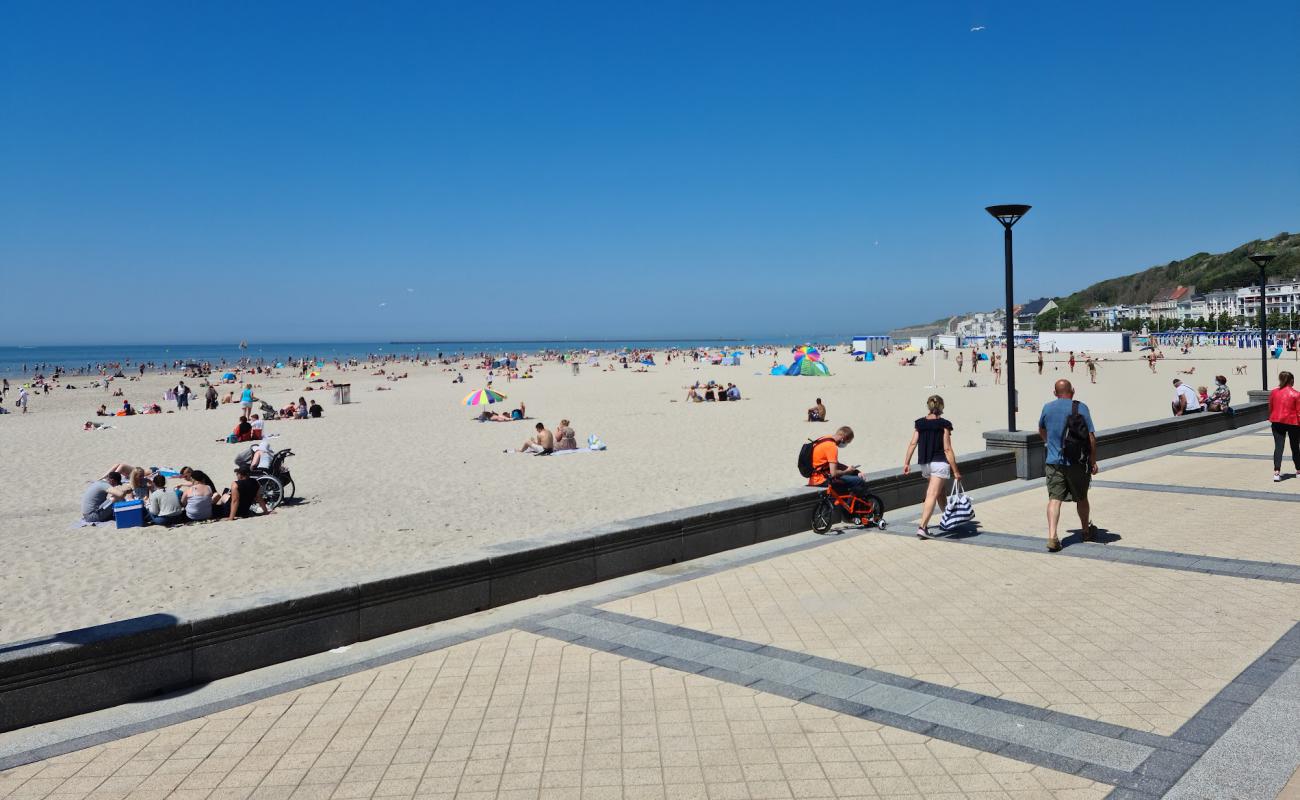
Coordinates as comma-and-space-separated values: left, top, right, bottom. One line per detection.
1045, 463, 1090, 502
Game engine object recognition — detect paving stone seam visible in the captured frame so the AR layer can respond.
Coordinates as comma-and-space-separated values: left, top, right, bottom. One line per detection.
1172, 451, 1276, 461
1090, 479, 1300, 503
869, 525, 1300, 582
522, 619, 1155, 787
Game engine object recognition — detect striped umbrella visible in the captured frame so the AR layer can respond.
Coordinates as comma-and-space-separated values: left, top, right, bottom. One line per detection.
463, 388, 507, 406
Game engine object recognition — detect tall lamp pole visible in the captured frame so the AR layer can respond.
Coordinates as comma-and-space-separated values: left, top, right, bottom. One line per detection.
1248, 253, 1274, 392
986, 204, 1031, 432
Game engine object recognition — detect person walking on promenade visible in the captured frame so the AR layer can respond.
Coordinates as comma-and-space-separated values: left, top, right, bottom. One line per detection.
992, 351, 1003, 385
957, 351, 964, 373
903, 395, 961, 539
1068, 351, 1076, 373
1037, 351, 1044, 375
1268, 370, 1300, 482
970, 348, 978, 373
1038, 379, 1098, 552
1086, 357, 1097, 384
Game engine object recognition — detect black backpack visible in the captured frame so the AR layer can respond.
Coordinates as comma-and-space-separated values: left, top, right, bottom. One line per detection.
1061, 401, 1091, 465
798, 437, 834, 478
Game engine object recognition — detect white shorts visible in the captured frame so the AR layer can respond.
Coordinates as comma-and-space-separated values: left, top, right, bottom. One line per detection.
921, 461, 951, 479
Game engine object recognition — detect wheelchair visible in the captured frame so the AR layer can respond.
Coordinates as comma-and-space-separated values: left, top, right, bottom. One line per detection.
251, 449, 295, 510
811, 479, 885, 533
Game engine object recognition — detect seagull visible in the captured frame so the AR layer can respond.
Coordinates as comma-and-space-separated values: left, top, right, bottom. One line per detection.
971, 25, 985, 31
406, 288, 415, 293
379, 302, 387, 307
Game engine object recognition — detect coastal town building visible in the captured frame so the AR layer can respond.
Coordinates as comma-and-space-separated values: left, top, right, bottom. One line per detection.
1012, 298, 1056, 333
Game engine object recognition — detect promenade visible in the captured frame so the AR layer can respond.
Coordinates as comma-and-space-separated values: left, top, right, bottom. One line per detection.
1, 423, 1297, 800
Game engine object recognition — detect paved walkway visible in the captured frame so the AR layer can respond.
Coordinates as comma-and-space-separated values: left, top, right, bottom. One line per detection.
1, 424, 1297, 799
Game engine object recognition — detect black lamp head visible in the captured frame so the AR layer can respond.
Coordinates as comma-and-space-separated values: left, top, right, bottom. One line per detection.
1247, 253, 1275, 269
986, 204, 1032, 228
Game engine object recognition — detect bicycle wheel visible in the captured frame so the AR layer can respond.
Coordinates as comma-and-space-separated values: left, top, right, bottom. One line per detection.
811, 496, 835, 534
256, 475, 284, 510
862, 494, 885, 527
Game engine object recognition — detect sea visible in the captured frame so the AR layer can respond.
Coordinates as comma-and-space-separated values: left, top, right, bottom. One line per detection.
0, 336, 876, 377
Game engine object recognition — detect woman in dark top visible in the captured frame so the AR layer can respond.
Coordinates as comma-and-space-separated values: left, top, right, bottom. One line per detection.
902, 394, 961, 540
227, 467, 269, 520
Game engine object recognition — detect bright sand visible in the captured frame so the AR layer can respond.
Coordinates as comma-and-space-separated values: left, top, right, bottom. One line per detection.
0, 345, 1282, 642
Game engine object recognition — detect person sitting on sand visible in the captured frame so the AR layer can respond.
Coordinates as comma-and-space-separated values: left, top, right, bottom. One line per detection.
726, 383, 741, 400
808, 398, 826, 422
704, 386, 716, 401
227, 467, 269, 520
146, 474, 185, 526
518, 422, 555, 455
233, 415, 253, 442
554, 419, 577, 451
308, 400, 323, 418
296, 397, 309, 419
182, 471, 216, 521
685, 387, 702, 402
81, 472, 123, 523
96, 404, 109, 417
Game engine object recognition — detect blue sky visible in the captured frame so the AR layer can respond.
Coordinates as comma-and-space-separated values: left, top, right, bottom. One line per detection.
2, 0, 1297, 345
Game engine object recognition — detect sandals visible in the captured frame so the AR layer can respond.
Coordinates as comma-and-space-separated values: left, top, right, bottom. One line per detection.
1046, 538, 1062, 553
1082, 523, 1098, 543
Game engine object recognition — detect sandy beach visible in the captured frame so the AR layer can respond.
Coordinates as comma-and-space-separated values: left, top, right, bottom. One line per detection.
0, 344, 1284, 642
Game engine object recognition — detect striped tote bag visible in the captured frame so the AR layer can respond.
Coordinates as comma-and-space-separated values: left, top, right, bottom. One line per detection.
939, 480, 975, 531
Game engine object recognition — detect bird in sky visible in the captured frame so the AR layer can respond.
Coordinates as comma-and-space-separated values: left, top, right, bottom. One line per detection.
970, 25, 985, 31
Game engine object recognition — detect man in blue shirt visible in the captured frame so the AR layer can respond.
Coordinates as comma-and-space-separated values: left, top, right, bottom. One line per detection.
1037, 379, 1098, 552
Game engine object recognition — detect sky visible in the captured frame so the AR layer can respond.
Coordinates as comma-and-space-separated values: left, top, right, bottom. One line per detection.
2, 1, 1298, 345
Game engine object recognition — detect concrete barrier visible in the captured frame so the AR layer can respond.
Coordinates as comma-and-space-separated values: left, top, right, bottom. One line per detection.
984, 399, 1268, 479
0, 402, 1265, 732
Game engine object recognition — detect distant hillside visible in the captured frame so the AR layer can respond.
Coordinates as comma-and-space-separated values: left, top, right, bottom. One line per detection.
1066, 231, 1300, 307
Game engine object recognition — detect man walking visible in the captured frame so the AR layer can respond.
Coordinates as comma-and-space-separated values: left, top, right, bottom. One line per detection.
1037, 379, 1098, 552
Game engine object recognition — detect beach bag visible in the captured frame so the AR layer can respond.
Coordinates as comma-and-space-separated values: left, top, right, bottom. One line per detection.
587, 434, 607, 451
1061, 400, 1090, 465
939, 481, 975, 531
797, 437, 833, 478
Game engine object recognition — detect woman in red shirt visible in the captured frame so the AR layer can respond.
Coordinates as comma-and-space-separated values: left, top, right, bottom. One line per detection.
1268, 370, 1300, 482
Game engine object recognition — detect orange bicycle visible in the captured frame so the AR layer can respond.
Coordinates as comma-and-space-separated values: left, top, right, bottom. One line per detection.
811, 481, 885, 533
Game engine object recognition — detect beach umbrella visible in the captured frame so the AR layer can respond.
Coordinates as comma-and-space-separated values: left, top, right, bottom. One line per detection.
222, 372, 236, 380
463, 388, 507, 406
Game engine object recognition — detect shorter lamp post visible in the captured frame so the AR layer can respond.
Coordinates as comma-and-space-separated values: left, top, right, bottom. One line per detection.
1248, 253, 1275, 391
986, 204, 1031, 432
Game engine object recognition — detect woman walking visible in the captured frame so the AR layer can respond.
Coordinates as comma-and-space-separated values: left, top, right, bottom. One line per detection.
1269, 371, 1300, 482
903, 395, 962, 539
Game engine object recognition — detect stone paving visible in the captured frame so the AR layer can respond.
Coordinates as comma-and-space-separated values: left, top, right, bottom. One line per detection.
1, 424, 1297, 799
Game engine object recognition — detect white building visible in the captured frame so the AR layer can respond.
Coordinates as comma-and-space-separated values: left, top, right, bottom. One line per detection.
1203, 290, 1240, 320
1239, 279, 1300, 319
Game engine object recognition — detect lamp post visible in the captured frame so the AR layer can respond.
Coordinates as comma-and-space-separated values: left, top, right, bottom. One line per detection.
1248, 253, 1274, 391
986, 204, 1031, 432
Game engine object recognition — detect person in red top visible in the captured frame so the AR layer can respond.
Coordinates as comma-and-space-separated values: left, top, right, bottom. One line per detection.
1268, 370, 1300, 482
808, 426, 870, 499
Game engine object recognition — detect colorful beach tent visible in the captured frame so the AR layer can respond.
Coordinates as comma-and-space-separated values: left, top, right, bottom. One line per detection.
221, 372, 237, 380
784, 346, 831, 376
463, 388, 506, 406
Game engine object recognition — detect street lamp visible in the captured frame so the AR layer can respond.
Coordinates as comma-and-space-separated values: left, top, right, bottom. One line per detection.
1248, 253, 1275, 391
986, 204, 1031, 432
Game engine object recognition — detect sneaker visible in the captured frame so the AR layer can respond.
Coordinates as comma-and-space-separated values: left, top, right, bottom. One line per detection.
1274, 473, 1283, 482
916, 526, 933, 540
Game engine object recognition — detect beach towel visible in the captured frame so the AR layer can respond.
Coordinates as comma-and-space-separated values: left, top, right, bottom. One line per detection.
71, 519, 114, 529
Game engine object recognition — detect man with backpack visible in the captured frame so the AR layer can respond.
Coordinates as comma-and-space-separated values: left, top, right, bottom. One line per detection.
801, 426, 870, 499
1036, 379, 1098, 552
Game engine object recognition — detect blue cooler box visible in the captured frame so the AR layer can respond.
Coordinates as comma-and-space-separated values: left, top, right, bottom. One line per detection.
113, 499, 145, 529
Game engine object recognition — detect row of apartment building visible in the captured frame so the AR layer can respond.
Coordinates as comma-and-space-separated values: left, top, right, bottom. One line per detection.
1087, 279, 1300, 327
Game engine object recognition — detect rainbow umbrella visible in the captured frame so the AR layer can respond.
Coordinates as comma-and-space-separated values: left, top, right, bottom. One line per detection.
791, 345, 822, 360
463, 388, 507, 406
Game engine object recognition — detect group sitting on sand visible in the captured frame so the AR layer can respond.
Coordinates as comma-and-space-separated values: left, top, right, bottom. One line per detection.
81, 462, 272, 526
514, 418, 578, 454
684, 381, 741, 402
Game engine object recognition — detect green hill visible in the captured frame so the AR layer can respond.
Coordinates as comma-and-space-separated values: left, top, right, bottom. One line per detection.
1065, 231, 1300, 308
